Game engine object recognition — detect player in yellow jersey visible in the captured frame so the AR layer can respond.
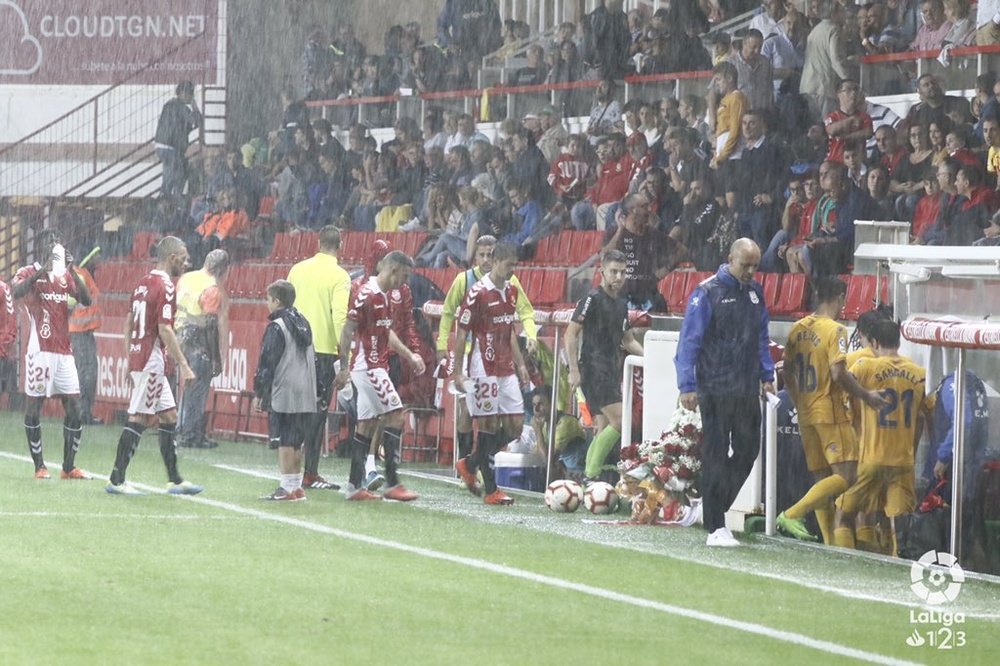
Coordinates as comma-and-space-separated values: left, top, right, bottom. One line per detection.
779, 278, 885, 546
841, 319, 934, 556
843, 306, 895, 551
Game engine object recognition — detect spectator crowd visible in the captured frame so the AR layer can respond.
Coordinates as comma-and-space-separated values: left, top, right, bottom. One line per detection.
139, 0, 1000, 306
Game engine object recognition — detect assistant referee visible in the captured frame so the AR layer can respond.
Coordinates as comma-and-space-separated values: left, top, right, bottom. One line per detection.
566, 249, 644, 483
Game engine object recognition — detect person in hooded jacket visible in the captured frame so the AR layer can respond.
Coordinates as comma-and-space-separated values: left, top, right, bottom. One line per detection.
254, 280, 318, 501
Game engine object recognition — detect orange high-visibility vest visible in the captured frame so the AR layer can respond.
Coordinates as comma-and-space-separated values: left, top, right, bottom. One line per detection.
68, 267, 102, 333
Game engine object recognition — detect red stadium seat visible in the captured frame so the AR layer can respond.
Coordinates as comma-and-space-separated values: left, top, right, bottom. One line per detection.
270, 233, 295, 261
773, 273, 808, 317
339, 232, 373, 265
761, 273, 782, 312
659, 272, 687, 314
299, 232, 319, 258
536, 270, 567, 306
518, 268, 544, 304
569, 231, 605, 265
842, 274, 877, 320
258, 196, 276, 217
531, 233, 562, 266
227, 265, 250, 298
679, 272, 712, 311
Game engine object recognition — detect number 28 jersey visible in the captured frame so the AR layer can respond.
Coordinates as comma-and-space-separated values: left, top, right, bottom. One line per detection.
129, 269, 175, 373
785, 314, 850, 425
457, 275, 518, 378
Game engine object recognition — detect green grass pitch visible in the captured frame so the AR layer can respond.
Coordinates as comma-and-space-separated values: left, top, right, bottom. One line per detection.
0, 413, 997, 665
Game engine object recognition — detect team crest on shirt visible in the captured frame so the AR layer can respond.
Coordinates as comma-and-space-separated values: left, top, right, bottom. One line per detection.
748, 291, 759, 304
58, 276, 67, 288
390, 289, 402, 304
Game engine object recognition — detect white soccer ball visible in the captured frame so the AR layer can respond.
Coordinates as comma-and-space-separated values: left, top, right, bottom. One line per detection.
545, 480, 583, 513
584, 481, 620, 515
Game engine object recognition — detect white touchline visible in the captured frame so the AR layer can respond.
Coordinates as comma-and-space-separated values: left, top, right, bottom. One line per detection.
211, 465, 917, 663
0, 451, 958, 663
0, 511, 241, 520
148, 490, 925, 665
215, 463, 1000, 621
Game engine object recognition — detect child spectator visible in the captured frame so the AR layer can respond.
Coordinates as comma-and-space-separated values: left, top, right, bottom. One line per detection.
254, 280, 318, 501
911, 167, 951, 242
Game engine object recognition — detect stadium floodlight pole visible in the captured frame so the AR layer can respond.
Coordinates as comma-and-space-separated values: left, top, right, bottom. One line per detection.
546, 327, 562, 487
951, 350, 967, 562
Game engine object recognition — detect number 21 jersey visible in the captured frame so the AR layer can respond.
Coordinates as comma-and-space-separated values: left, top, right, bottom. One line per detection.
129, 269, 175, 373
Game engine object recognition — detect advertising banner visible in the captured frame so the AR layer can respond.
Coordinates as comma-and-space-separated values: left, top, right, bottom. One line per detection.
0, 0, 218, 85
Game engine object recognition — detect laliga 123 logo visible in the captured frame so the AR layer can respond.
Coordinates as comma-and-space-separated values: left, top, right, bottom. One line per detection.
910, 550, 964, 604
905, 550, 967, 650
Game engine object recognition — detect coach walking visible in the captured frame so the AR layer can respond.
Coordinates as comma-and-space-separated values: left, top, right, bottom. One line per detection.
675, 238, 774, 548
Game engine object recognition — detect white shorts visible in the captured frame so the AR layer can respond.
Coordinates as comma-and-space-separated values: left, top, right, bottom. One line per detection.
24, 351, 79, 398
352, 367, 403, 421
127, 371, 177, 416
464, 375, 523, 418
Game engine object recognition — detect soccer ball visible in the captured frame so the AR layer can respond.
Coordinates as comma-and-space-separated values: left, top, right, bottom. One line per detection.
545, 480, 583, 513
584, 481, 620, 515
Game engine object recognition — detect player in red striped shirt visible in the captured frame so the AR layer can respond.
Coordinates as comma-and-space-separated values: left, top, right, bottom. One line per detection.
11, 231, 92, 480
106, 236, 202, 496
454, 243, 529, 505
336, 251, 425, 501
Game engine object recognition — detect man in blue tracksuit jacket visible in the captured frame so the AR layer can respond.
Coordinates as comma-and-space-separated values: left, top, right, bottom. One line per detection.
675, 238, 775, 547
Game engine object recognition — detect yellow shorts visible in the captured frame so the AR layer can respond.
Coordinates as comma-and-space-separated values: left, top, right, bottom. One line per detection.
840, 464, 916, 517
800, 422, 858, 472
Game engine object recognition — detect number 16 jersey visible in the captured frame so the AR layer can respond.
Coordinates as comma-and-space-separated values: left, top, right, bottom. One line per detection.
785, 314, 850, 425
128, 269, 175, 373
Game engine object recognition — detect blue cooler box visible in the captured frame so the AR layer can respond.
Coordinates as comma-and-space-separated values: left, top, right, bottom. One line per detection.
494, 452, 546, 491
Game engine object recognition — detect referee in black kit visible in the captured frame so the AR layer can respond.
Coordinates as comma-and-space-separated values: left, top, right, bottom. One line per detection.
675, 238, 775, 548
566, 249, 644, 484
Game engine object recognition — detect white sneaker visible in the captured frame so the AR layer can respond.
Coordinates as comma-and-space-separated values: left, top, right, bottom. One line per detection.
399, 218, 424, 232
706, 527, 740, 547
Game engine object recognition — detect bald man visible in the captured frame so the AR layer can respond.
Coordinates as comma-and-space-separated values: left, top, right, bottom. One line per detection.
675, 238, 775, 547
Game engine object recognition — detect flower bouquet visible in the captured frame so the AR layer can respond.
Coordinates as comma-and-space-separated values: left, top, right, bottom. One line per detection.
616, 404, 703, 526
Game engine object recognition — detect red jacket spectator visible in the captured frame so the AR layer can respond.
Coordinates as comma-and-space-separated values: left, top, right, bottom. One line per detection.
825, 108, 873, 163
588, 152, 634, 205
0, 279, 16, 359
949, 148, 980, 168
911, 191, 951, 239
